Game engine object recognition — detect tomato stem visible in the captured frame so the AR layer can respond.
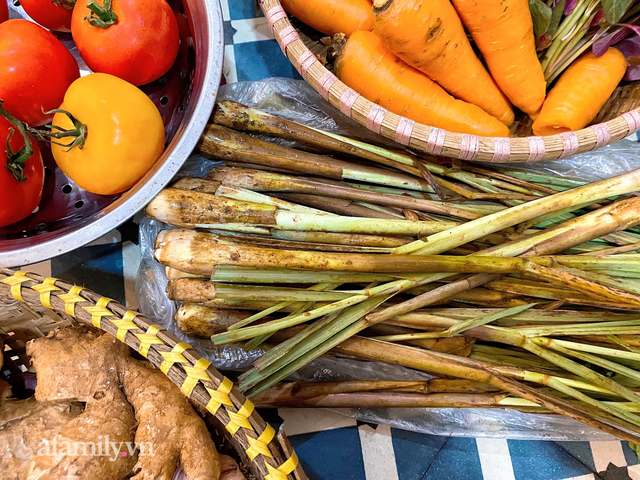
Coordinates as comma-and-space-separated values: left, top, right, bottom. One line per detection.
0, 100, 34, 184
52, 0, 76, 11
84, 0, 117, 28
28, 109, 88, 153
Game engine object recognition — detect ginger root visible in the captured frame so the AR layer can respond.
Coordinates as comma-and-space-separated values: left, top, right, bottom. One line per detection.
26, 328, 222, 480
27, 387, 137, 480
0, 398, 84, 480
26, 329, 137, 480
122, 358, 221, 480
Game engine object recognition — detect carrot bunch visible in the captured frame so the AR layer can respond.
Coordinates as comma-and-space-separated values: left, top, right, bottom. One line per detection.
281, 0, 632, 138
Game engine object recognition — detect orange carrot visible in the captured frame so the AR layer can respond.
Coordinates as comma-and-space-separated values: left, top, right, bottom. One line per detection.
532, 48, 627, 136
332, 31, 510, 137
280, 0, 373, 37
372, 0, 514, 126
451, 0, 546, 118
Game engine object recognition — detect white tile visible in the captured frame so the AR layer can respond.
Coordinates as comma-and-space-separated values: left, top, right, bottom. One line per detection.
278, 408, 356, 436
220, 0, 230, 21
560, 475, 595, 480
476, 438, 516, 480
359, 424, 399, 480
121, 241, 141, 309
88, 230, 121, 246
590, 441, 627, 472
628, 464, 640, 480
230, 17, 274, 44
224, 44, 238, 84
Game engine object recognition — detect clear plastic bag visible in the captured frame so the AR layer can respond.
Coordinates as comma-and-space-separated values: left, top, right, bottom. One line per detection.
136, 78, 639, 440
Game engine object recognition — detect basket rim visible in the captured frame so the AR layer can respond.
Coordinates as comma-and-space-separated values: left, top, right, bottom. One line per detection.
0, 267, 306, 480
259, 0, 640, 164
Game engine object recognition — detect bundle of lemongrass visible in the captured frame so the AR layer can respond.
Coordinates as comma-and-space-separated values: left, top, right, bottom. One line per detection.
147, 100, 640, 443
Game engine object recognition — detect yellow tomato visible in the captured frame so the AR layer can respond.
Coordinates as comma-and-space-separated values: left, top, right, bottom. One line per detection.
51, 73, 165, 195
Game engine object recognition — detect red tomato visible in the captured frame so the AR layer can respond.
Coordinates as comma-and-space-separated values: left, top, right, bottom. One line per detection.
21, 0, 74, 32
0, 20, 79, 126
71, 0, 180, 86
0, 1, 8, 24
0, 115, 44, 228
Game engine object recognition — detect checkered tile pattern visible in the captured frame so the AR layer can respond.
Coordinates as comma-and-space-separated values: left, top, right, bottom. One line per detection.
14, 1, 640, 478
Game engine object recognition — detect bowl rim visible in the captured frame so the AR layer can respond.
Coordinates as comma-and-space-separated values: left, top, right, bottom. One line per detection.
259, 0, 640, 164
0, 0, 225, 268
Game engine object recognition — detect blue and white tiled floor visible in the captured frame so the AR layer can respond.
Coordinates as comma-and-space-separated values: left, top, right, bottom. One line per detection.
16, 1, 640, 478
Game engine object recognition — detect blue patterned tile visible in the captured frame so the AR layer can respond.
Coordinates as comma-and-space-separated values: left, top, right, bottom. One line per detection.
228, 0, 263, 21
554, 441, 596, 472
392, 430, 448, 480
51, 243, 124, 304
510, 440, 593, 480
288, 427, 366, 480
233, 40, 301, 82
423, 437, 483, 480
622, 441, 640, 467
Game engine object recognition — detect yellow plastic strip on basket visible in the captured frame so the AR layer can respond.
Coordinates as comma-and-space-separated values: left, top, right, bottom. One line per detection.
32, 278, 61, 308
1, 271, 31, 302
159, 342, 191, 375
83, 297, 114, 328
181, 357, 213, 396
204, 376, 234, 415
226, 399, 255, 435
265, 451, 299, 480
58, 286, 85, 316
246, 424, 276, 460
111, 311, 140, 342
135, 324, 165, 357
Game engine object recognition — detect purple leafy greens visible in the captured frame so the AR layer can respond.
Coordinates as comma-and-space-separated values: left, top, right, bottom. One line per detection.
615, 36, 640, 80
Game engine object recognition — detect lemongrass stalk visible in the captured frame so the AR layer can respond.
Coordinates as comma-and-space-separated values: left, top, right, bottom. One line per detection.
515, 320, 640, 337
215, 184, 335, 215
173, 303, 252, 337
584, 242, 640, 256
251, 380, 429, 405
254, 391, 517, 409
147, 188, 461, 236
248, 196, 640, 392
208, 167, 480, 220
368, 197, 640, 325
497, 170, 586, 189
541, 338, 640, 363
212, 100, 427, 176
250, 312, 342, 370
441, 304, 537, 336
530, 338, 640, 383
375, 313, 640, 411
229, 283, 339, 331
278, 193, 405, 220
469, 352, 561, 372
212, 280, 414, 345
198, 124, 438, 193
396, 171, 640, 256
463, 166, 559, 195
172, 177, 333, 215
397, 308, 639, 324
269, 230, 411, 248
261, 335, 640, 440
210, 266, 396, 284
215, 103, 531, 202
167, 280, 359, 303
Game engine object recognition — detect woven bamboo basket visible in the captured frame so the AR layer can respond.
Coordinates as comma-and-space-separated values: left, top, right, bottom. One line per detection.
0, 267, 306, 480
259, 0, 640, 163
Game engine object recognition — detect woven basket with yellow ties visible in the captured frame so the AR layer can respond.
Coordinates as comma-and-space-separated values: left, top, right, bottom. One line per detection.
0, 267, 307, 480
